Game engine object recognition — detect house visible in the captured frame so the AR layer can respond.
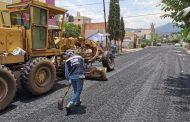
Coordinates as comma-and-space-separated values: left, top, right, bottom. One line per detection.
126, 23, 155, 41
84, 22, 142, 48
73, 11, 92, 36
124, 23, 155, 48
73, 12, 91, 26
125, 32, 141, 48
122, 39, 134, 49
84, 22, 106, 38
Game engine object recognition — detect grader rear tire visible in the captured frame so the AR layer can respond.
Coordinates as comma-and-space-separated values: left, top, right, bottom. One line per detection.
102, 51, 115, 71
0, 65, 16, 112
21, 57, 56, 95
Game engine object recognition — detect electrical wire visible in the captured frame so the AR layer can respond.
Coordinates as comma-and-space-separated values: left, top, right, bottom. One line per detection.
56, 0, 130, 8
83, 12, 162, 21
123, 13, 163, 18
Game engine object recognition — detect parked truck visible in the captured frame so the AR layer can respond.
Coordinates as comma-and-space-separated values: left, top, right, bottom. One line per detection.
0, 1, 114, 111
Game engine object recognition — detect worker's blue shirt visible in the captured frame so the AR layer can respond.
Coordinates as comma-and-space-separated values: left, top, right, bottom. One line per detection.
111, 44, 117, 56
65, 55, 85, 80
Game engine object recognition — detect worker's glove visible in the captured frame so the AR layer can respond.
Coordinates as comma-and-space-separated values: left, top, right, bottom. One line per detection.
68, 80, 72, 84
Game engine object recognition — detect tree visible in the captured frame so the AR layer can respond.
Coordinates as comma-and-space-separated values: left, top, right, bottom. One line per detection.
108, 0, 121, 46
161, 0, 190, 38
114, 0, 121, 51
108, 0, 116, 43
184, 37, 190, 43
169, 38, 180, 44
153, 34, 163, 43
120, 16, 125, 52
64, 23, 81, 38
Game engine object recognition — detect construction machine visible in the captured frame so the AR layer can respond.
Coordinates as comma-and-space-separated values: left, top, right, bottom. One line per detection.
0, 1, 115, 111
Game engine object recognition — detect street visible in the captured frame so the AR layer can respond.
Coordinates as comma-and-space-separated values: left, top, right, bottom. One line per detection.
1, 46, 190, 122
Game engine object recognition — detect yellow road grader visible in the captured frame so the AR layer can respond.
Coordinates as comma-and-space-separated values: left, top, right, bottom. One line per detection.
0, 1, 114, 111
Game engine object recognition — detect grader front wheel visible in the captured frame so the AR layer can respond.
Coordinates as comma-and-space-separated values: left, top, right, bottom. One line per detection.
102, 51, 115, 71
21, 57, 56, 95
0, 65, 17, 112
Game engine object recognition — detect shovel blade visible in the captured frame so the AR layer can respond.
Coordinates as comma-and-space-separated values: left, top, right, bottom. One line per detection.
57, 98, 64, 110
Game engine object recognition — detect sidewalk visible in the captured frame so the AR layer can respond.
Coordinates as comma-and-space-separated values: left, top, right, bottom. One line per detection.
184, 48, 190, 55
116, 48, 143, 56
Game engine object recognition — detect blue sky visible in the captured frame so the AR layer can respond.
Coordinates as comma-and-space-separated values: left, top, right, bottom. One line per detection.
56, 0, 171, 29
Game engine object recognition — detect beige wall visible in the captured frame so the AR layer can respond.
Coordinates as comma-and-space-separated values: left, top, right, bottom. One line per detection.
135, 29, 151, 40
122, 39, 134, 49
73, 12, 91, 25
74, 16, 91, 25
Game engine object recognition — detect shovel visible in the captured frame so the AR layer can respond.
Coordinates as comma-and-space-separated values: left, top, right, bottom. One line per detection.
57, 83, 72, 110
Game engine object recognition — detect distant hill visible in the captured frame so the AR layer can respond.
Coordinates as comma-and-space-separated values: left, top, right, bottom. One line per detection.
156, 23, 181, 35
125, 23, 181, 35
125, 28, 146, 32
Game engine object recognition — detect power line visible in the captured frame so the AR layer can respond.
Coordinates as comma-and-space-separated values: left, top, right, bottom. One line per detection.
56, 2, 159, 14
123, 13, 163, 18
56, 0, 127, 7
87, 13, 163, 20
58, 1, 162, 21
84, 14, 162, 22
62, 2, 106, 7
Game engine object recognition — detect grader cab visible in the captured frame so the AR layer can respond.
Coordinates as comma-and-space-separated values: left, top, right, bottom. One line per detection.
0, 1, 114, 112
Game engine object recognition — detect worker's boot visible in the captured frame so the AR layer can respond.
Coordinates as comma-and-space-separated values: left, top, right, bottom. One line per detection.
75, 100, 82, 107
65, 104, 72, 116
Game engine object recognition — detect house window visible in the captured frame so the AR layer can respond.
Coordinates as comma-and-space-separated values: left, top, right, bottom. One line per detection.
78, 19, 80, 21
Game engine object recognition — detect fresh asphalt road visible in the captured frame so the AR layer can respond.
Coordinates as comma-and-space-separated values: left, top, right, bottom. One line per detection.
1, 46, 190, 122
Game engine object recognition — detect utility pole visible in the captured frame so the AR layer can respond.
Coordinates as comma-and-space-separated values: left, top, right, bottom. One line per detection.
103, 0, 108, 47
151, 23, 155, 46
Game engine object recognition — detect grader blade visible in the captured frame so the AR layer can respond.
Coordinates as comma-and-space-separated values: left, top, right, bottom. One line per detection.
84, 67, 107, 81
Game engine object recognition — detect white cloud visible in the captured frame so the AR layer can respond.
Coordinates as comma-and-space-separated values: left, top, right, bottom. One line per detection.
55, 0, 172, 29
125, 14, 172, 28
76, 0, 82, 2
133, 0, 161, 7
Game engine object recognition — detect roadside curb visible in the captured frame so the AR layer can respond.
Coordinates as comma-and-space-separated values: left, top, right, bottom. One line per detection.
184, 48, 190, 55
116, 48, 143, 56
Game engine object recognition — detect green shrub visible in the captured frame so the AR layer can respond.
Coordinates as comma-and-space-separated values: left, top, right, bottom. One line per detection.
184, 38, 190, 43
141, 43, 146, 48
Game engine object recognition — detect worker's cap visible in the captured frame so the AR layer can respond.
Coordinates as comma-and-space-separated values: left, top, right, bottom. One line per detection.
66, 50, 75, 57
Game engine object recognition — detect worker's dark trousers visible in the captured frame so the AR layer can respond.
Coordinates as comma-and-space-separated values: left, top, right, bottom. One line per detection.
69, 78, 84, 105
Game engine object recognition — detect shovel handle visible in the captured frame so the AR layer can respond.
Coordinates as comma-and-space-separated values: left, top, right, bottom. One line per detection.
62, 83, 72, 98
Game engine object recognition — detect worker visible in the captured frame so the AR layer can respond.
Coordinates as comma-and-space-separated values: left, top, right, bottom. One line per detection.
65, 50, 85, 115
111, 43, 117, 58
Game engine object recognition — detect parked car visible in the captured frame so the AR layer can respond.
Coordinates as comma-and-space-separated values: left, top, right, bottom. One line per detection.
156, 43, 161, 46
175, 43, 181, 47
